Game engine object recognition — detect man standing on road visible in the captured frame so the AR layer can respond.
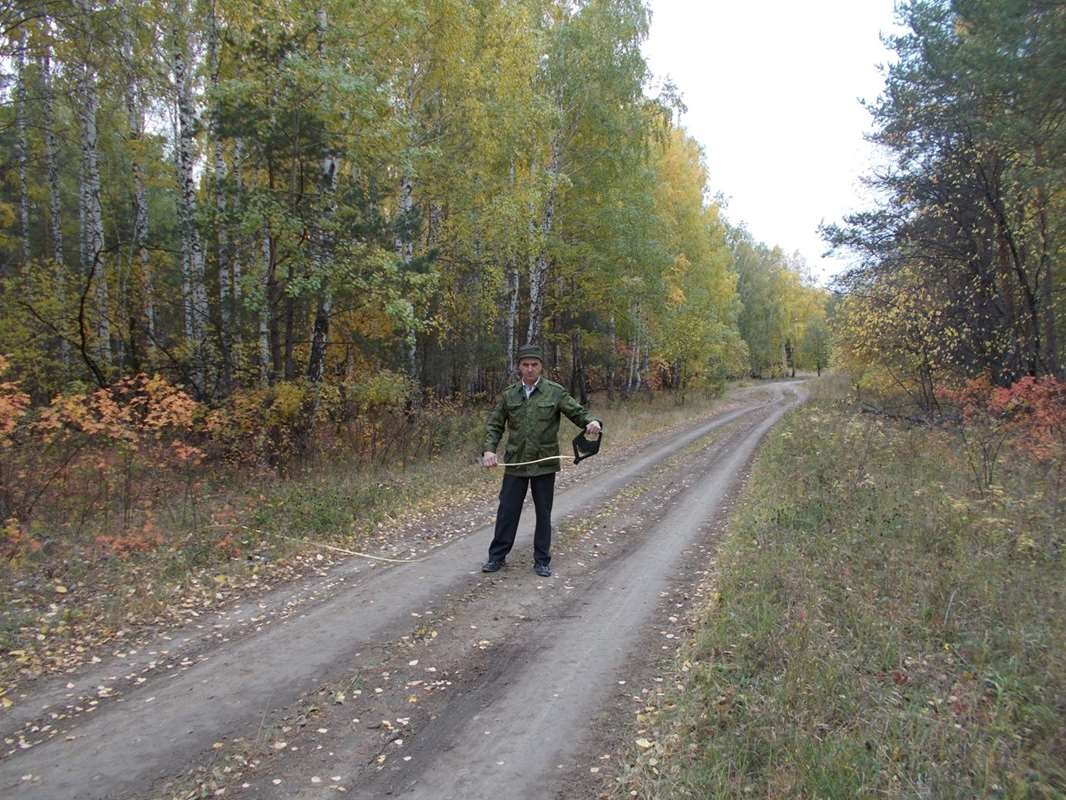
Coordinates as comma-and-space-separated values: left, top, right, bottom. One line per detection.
482, 344, 601, 577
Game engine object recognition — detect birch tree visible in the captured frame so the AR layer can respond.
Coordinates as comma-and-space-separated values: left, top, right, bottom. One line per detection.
72, 1, 111, 372
306, 7, 338, 393
40, 46, 64, 268
122, 5, 154, 361
170, 0, 209, 389
208, 0, 233, 392
14, 29, 30, 266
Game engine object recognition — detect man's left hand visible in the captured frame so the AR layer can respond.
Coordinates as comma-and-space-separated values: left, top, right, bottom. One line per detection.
585, 420, 602, 436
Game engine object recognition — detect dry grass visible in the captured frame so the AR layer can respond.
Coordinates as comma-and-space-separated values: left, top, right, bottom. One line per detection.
619, 376, 1065, 799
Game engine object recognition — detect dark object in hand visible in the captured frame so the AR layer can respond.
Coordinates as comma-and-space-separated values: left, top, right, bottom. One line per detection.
571, 427, 602, 464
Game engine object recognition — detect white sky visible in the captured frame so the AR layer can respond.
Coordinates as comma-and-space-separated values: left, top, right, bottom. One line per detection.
642, 0, 902, 284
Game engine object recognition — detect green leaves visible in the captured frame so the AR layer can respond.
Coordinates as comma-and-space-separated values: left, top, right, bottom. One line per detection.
1, 0, 830, 411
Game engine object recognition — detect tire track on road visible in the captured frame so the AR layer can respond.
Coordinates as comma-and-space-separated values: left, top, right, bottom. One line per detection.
359, 385, 803, 800
0, 385, 795, 800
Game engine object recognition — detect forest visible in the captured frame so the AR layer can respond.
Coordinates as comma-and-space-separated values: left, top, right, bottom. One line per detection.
0, 0, 1060, 581
825, 0, 1063, 410
0, 2, 1062, 796
0, 0, 826, 435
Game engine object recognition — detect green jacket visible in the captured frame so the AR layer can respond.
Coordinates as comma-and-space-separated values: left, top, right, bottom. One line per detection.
483, 378, 599, 476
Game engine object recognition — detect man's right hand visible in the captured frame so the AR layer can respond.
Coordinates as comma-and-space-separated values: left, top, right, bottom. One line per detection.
482, 451, 498, 468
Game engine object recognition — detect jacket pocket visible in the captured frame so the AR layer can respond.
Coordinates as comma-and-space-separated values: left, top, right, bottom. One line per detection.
534, 399, 556, 419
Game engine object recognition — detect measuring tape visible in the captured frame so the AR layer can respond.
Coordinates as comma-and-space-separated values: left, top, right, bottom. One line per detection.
496, 454, 580, 467
493, 427, 602, 467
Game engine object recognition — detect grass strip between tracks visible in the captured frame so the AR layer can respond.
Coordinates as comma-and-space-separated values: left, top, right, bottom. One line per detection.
618, 378, 1065, 799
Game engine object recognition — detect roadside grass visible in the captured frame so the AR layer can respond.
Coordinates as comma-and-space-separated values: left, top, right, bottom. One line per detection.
1, 383, 741, 693
619, 376, 1065, 799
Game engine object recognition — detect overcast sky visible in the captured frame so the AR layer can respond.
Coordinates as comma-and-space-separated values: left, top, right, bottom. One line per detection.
642, 0, 902, 284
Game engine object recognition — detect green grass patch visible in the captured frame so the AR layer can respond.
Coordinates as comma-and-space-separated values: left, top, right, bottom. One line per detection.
620, 377, 1065, 799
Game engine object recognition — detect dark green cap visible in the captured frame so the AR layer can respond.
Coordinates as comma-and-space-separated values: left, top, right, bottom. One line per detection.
516, 344, 544, 362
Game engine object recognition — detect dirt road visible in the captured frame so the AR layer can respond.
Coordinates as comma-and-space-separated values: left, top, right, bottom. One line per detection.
0, 382, 804, 799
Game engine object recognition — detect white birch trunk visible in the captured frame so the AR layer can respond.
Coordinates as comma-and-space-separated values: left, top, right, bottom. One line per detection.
629, 337, 639, 392
258, 228, 272, 386
307, 154, 338, 384
79, 165, 86, 281
232, 139, 244, 310
396, 173, 415, 264
527, 135, 561, 347
394, 71, 421, 395
506, 268, 520, 377
308, 134, 338, 366
41, 50, 70, 370
214, 150, 230, 318
15, 30, 31, 266
172, 91, 193, 344
626, 304, 640, 392
209, 0, 233, 388
78, 59, 111, 366
41, 52, 64, 267
607, 314, 616, 397
503, 161, 519, 377
307, 8, 337, 393
172, 0, 208, 384
397, 172, 419, 390
526, 220, 548, 344
124, 15, 154, 350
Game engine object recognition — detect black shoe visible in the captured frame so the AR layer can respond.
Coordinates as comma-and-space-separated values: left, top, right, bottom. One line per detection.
482, 559, 505, 573
533, 563, 552, 578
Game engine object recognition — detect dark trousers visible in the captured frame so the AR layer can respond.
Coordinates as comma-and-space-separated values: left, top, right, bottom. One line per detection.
487, 472, 556, 565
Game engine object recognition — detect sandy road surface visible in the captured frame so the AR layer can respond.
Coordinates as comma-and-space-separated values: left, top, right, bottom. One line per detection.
0, 382, 804, 799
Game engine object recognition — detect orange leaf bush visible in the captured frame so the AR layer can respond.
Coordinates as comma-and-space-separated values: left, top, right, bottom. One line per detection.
34, 373, 202, 447
0, 367, 207, 563
987, 376, 1066, 462
94, 512, 164, 558
0, 355, 31, 447
938, 375, 1066, 463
